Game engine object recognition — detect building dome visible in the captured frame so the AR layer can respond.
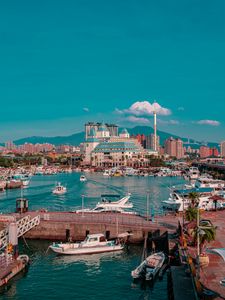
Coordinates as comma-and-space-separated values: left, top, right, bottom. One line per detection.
121, 128, 129, 134
98, 124, 109, 132
119, 128, 130, 138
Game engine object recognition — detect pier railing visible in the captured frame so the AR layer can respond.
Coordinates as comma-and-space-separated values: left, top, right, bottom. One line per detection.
0, 214, 40, 250
40, 212, 167, 230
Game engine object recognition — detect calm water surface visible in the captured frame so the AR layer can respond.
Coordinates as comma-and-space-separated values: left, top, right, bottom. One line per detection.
0, 173, 186, 300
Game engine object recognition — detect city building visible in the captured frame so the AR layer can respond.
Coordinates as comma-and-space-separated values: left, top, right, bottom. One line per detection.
5, 141, 16, 151
91, 141, 141, 167
199, 145, 210, 158
209, 147, 219, 157
119, 128, 130, 139
220, 141, 225, 157
146, 133, 160, 151
85, 122, 118, 140
82, 128, 100, 165
164, 137, 184, 159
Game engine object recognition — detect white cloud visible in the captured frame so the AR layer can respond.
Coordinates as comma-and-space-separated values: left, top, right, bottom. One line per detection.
83, 107, 89, 112
114, 108, 123, 115
118, 101, 171, 116
158, 119, 180, 125
196, 120, 220, 126
123, 116, 150, 124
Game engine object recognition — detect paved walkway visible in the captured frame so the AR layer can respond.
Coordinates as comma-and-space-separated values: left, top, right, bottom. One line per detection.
199, 211, 225, 299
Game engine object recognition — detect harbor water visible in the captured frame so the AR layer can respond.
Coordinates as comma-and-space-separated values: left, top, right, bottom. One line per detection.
0, 173, 186, 300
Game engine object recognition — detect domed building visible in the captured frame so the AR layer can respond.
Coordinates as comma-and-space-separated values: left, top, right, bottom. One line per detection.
96, 124, 110, 139
119, 128, 130, 139
83, 128, 100, 165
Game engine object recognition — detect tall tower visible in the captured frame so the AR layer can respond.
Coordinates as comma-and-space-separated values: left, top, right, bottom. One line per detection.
153, 111, 157, 151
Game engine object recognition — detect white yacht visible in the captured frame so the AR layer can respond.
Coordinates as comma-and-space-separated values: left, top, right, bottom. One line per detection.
131, 252, 165, 280
80, 175, 87, 182
186, 167, 200, 181
162, 187, 221, 212
52, 182, 67, 195
49, 233, 124, 255
195, 177, 225, 190
75, 193, 135, 214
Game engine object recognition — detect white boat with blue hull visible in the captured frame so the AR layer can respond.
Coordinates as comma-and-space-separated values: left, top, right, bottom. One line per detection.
49, 233, 124, 255
131, 252, 165, 281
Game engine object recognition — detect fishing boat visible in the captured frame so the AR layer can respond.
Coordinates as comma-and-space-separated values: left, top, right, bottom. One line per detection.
80, 175, 87, 182
131, 252, 165, 281
52, 182, 67, 195
49, 233, 124, 255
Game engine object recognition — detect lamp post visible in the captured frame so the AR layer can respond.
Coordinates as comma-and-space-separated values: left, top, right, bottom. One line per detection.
146, 190, 150, 221
182, 188, 185, 228
81, 194, 85, 218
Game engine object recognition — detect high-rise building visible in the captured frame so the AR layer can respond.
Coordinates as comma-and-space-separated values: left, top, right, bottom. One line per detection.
164, 137, 184, 159
221, 141, 225, 157
146, 133, 160, 150
176, 139, 184, 159
199, 146, 210, 158
209, 147, 219, 157
5, 141, 16, 150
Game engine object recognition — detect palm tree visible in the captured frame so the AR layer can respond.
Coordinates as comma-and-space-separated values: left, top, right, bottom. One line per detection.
188, 192, 199, 208
192, 225, 216, 253
185, 206, 198, 222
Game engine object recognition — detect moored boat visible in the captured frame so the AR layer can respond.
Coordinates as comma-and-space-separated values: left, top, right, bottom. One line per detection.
49, 233, 124, 255
131, 252, 165, 281
75, 193, 136, 214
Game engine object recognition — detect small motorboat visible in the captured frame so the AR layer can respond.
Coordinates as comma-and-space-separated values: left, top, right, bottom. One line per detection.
80, 175, 87, 182
52, 182, 67, 195
49, 233, 124, 255
131, 252, 165, 281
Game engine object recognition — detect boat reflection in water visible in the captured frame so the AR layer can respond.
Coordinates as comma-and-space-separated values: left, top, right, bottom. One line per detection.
52, 251, 124, 268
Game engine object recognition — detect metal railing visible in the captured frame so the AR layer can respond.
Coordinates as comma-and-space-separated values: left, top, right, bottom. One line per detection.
0, 215, 40, 250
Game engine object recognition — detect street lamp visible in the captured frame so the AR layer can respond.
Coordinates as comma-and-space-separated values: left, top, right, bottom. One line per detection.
81, 194, 85, 218
146, 190, 150, 221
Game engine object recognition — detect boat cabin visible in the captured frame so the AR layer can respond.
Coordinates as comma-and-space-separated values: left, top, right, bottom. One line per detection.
83, 234, 106, 245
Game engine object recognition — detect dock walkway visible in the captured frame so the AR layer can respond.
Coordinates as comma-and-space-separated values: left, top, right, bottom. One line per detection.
171, 265, 198, 300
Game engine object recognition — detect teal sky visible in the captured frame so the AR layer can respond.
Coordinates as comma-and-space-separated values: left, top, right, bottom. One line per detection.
0, 0, 225, 142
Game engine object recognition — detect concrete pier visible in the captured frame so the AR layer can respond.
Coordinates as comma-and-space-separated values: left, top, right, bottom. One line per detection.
0, 211, 179, 243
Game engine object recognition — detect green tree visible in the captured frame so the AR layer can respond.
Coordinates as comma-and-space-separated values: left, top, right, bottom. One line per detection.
192, 225, 216, 253
185, 206, 198, 222
188, 192, 199, 208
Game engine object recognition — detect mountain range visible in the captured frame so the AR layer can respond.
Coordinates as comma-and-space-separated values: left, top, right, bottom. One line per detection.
0, 126, 219, 148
